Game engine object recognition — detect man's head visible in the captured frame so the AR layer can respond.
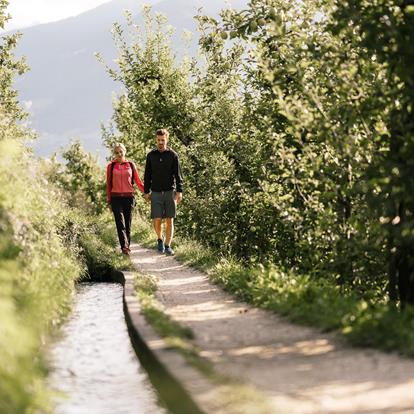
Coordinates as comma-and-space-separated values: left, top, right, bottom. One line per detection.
156, 128, 169, 152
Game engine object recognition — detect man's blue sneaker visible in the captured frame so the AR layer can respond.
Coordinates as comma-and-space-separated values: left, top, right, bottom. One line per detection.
164, 245, 174, 256
157, 239, 165, 253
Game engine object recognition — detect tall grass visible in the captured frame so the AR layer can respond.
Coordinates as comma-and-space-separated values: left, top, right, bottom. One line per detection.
0, 139, 133, 413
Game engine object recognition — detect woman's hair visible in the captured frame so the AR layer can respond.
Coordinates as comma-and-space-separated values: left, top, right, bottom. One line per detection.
113, 142, 126, 153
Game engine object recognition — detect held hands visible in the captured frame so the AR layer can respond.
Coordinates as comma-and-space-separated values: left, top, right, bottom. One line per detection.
144, 193, 151, 203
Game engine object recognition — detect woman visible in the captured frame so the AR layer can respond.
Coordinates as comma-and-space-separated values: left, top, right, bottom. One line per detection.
106, 143, 144, 255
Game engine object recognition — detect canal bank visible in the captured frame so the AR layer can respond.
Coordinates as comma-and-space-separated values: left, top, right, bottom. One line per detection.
114, 269, 270, 414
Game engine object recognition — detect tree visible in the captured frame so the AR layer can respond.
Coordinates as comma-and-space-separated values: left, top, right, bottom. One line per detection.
56, 140, 106, 214
333, 0, 414, 305
0, 0, 29, 140
97, 7, 195, 166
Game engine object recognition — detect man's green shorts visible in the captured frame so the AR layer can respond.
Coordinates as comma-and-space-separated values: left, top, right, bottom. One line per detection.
150, 190, 176, 219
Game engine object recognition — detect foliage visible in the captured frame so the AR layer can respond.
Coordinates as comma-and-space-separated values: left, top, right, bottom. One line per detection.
102, 3, 390, 292
343, 303, 414, 355
0, 139, 84, 414
0, 1, 29, 138
104, 1, 414, 304
97, 7, 195, 166
49, 140, 107, 214
101, 0, 414, 354
0, 138, 130, 413
330, 0, 414, 304
0, 3, 128, 409
0, 3, 81, 409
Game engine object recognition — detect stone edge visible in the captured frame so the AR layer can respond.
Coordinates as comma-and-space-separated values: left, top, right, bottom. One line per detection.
109, 269, 220, 414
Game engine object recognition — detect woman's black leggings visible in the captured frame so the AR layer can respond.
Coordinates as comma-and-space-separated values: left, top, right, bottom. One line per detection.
110, 196, 134, 249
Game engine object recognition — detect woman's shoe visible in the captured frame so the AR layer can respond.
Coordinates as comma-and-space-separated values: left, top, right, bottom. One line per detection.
122, 247, 130, 256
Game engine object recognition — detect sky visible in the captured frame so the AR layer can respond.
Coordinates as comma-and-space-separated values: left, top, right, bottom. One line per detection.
4, 0, 112, 30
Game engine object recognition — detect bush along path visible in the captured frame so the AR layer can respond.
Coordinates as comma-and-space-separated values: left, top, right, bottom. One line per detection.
130, 242, 414, 414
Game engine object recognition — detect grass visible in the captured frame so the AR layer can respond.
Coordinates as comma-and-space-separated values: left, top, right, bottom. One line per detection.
206, 254, 414, 357
78, 212, 134, 279
0, 141, 83, 414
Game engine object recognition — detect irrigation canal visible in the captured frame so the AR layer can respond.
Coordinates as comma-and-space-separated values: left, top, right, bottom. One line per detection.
47, 282, 169, 414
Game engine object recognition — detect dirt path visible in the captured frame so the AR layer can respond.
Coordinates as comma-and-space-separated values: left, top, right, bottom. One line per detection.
130, 243, 414, 414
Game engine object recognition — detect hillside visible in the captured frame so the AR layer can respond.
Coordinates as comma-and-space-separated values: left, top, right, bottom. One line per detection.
10, 0, 248, 158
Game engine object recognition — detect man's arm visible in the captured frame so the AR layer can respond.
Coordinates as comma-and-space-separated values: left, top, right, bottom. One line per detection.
173, 153, 183, 203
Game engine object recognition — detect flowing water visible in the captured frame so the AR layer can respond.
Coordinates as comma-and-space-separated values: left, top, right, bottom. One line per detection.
47, 282, 168, 414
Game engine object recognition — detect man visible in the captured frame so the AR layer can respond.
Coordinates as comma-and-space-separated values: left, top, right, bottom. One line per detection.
144, 128, 183, 255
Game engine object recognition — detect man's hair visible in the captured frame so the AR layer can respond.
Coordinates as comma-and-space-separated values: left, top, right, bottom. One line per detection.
156, 128, 169, 139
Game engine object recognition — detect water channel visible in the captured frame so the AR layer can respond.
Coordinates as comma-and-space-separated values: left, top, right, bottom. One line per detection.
47, 282, 168, 414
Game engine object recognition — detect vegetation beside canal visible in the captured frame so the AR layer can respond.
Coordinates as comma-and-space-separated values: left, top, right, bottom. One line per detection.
0, 40, 127, 413
0, 137, 130, 413
0, 9, 129, 411
0, 140, 81, 414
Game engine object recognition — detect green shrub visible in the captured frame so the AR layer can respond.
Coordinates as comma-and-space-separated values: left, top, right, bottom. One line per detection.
0, 140, 82, 413
211, 258, 414, 355
344, 304, 414, 356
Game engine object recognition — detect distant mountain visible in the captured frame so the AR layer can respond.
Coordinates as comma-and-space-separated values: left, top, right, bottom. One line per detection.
9, 0, 248, 159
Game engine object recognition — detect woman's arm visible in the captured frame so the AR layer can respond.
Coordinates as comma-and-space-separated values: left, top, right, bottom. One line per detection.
132, 162, 144, 193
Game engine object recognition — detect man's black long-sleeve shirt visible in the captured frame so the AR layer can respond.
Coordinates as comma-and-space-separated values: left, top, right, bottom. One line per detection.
144, 148, 183, 194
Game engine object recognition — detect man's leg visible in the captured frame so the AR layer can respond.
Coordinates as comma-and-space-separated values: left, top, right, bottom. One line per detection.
165, 218, 174, 247
153, 218, 162, 240
153, 218, 165, 252
164, 191, 177, 255
151, 191, 166, 252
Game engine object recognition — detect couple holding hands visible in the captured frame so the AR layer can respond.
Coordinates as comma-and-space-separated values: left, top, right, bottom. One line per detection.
106, 128, 183, 256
